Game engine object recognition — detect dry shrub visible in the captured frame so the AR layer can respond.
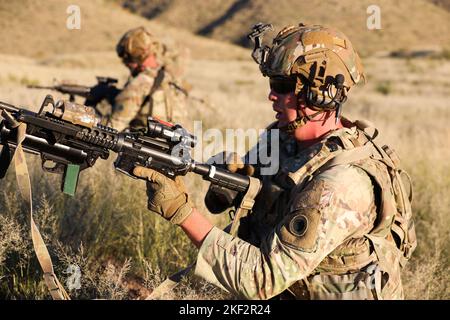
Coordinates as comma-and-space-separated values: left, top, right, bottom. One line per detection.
0, 216, 25, 266
141, 260, 230, 300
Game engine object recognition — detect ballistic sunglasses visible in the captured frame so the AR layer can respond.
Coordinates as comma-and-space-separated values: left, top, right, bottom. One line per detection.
269, 77, 297, 94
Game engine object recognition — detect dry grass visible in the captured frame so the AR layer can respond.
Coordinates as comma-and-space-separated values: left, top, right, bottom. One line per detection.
0, 156, 226, 299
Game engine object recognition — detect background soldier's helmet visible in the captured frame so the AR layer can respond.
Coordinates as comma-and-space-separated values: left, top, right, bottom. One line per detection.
263, 23, 366, 108
116, 26, 162, 65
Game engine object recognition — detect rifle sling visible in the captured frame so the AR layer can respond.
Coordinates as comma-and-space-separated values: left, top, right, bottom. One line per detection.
140, 67, 166, 119
230, 176, 261, 236
145, 263, 195, 300
14, 122, 70, 300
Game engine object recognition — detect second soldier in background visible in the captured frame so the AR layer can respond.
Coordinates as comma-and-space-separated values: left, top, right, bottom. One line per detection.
113, 26, 188, 131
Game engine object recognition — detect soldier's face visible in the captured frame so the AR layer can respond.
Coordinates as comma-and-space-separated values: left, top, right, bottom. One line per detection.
269, 78, 343, 143
268, 89, 304, 129
124, 61, 139, 74
123, 54, 159, 75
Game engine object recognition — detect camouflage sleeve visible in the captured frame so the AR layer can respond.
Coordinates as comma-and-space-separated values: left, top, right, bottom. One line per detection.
195, 164, 377, 299
110, 73, 155, 131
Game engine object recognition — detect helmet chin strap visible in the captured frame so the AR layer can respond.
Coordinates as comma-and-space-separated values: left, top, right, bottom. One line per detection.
279, 108, 323, 133
279, 81, 346, 133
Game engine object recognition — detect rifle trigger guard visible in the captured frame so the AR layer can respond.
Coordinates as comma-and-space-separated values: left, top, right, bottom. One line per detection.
41, 159, 65, 174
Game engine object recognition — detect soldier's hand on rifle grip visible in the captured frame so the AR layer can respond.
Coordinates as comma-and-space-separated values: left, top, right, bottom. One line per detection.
133, 166, 193, 225
226, 152, 255, 177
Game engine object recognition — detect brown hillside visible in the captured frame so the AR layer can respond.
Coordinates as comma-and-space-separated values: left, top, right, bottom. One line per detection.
428, 0, 450, 11
122, 0, 450, 56
0, 0, 248, 60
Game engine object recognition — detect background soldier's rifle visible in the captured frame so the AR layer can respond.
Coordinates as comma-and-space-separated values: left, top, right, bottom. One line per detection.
28, 77, 120, 123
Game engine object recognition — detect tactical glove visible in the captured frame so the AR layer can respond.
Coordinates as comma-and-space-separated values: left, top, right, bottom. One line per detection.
225, 152, 255, 176
133, 166, 193, 225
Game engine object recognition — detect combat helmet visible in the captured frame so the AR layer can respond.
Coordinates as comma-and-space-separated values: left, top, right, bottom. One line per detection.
248, 23, 366, 131
116, 26, 162, 65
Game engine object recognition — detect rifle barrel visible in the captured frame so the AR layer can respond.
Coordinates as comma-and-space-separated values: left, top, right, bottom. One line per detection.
28, 84, 91, 94
192, 162, 250, 192
27, 85, 48, 89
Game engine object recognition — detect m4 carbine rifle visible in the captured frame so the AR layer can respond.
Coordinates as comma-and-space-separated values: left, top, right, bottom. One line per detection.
0, 95, 251, 196
27, 76, 120, 108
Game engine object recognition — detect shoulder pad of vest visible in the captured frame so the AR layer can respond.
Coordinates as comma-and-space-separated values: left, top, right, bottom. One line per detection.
277, 179, 329, 252
354, 119, 379, 140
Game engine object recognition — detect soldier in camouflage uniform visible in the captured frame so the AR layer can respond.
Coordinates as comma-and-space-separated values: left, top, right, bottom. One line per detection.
112, 27, 188, 131
133, 23, 416, 300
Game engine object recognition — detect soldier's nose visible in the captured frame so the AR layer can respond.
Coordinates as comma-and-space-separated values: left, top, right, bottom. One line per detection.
268, 90, 278, 101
